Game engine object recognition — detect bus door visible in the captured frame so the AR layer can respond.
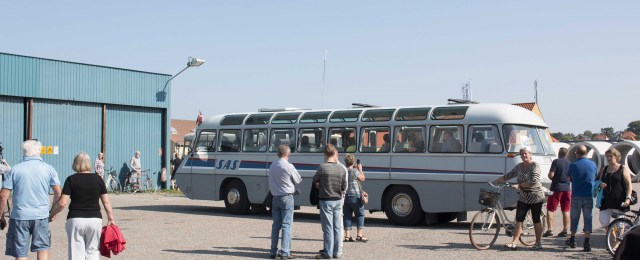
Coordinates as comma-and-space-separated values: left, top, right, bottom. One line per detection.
188, 130, 217, 200
464, 125, 506, 211
358, 126, 391, 210
293, 127, 327, 206
238, 129, 270, 204
419, 125, 465, 213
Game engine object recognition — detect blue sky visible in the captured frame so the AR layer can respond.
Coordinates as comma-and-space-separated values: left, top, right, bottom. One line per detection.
2, 1, 639, 134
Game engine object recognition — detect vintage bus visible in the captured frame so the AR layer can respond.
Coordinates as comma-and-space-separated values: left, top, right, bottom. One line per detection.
175, 102, 556, 225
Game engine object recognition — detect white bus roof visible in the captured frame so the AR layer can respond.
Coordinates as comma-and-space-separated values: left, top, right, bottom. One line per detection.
198, 103, 547, 129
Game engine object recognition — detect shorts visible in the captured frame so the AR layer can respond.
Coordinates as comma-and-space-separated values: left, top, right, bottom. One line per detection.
5, 218, 51, 258
515, 201, 543, 223
546, 191, 571, 212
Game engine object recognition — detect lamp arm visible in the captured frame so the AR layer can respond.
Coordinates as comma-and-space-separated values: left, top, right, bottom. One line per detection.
162, 65, 190, 91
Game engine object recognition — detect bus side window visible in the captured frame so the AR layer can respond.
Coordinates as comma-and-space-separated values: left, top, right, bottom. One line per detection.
243, 129, 268, 152
467, 125, 503, 154
195, 130, 217, 152
360, 126, 390, 153
299, 128, 325, 153
219, 130, 241, 152
329, 127, 355, 153
429, 125, 463, 153
270, 129, 296, 152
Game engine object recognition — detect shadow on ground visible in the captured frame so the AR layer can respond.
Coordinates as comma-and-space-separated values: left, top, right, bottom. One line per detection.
163, 246, 318, 258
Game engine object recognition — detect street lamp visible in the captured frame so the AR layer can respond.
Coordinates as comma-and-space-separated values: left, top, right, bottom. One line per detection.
162, 57, 205, 92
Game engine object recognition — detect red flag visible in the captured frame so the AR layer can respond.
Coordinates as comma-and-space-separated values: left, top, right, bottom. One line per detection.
196, 111, 203, 126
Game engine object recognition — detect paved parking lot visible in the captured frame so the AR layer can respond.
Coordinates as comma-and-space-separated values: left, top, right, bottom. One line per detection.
0, 192, 623, 259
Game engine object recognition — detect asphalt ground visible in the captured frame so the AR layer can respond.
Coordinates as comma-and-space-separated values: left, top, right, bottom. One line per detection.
2, 189, 635, 259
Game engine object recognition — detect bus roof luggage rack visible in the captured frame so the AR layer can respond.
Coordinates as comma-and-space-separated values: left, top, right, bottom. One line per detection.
352, 103, 380, 108
258, 108, 309, 112
447, 98, 479, 104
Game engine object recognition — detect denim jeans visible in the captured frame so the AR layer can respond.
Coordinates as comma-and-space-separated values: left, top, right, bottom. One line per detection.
570, 196, 593, 233
343, 194, 365, 230
271, 194, 294, 257
319, 199, 343, 257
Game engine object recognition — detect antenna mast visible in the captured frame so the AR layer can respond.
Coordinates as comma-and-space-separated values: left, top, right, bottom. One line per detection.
321, 49, 328, 109
461, 80, 471, 100
534, 80, 538, 104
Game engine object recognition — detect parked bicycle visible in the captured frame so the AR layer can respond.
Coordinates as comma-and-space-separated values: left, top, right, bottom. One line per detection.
104, 167, 121, 194
605, 208, 640, 255
469, 182, 547, 250
140, 171, 158, 193
123, 169, 149, 193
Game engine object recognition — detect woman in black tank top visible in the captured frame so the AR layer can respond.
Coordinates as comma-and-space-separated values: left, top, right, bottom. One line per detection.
598, 148, 633, 228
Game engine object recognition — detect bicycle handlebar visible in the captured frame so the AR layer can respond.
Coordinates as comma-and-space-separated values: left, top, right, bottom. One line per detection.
488, 181, 512, 189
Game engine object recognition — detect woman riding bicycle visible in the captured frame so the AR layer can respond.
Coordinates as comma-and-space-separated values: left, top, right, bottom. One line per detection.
492, 147, 545, 250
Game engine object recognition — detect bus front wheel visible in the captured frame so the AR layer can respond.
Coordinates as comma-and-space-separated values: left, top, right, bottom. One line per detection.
384, 186, 424, 226
223, 180, 250, 214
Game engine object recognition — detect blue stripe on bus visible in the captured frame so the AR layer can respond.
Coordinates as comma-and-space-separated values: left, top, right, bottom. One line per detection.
187, 158, 216, 167
187, 158, 502, 175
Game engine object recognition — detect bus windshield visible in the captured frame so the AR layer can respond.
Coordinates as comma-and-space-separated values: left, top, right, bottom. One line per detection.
502, 125, 549, 155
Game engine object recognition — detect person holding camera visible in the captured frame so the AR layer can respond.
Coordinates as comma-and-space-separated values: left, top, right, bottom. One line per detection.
342, 154, 368, 243
0, 142, 10, 176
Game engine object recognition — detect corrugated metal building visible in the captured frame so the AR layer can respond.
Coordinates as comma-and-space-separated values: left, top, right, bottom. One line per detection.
0, 52, 172, 189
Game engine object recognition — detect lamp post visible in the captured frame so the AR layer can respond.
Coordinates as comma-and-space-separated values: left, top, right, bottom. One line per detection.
159, 56, 204, 190
163, 57, 205, 92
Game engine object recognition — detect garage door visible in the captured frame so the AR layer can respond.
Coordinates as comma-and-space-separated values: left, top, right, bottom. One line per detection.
106, 105, 162, 189
0, 96, 24, 174
32, 99, 102, 183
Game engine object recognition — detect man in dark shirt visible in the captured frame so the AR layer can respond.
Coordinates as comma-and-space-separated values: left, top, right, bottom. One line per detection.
544, 147, 571, 237
313, 144, 346, 259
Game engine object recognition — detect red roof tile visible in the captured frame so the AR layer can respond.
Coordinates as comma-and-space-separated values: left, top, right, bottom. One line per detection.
171, 119, 196, 144
512, 102, 536, 111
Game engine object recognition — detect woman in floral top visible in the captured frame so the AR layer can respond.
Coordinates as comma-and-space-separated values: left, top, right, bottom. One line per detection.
492, 147, 544, 250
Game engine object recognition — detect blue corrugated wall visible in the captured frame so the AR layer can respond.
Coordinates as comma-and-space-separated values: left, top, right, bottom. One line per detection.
106, 105, 163, 189
0, 53, 171, 108
0, 53, 172, 188
0, 95, 24, 167
31, 100, 102, 183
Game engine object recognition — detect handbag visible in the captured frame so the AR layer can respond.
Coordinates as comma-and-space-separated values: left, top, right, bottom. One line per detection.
358, 180, 368, 205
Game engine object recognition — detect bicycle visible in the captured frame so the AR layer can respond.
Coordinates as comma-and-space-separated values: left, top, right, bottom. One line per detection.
469, 182, 547, 250
140, 171, 158, 193
605, 208, 640, 255
123, 169, 149, 193
104, 167, 121, 195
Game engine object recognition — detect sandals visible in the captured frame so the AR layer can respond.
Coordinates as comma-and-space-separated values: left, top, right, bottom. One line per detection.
356, 236, 368, 242
542, 230, 553, 237
344, 236, 354, 242
504, 242, 517, 250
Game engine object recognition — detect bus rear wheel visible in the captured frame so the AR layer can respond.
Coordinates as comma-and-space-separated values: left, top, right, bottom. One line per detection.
223, 179, 250, 214
384, 186, 424, 226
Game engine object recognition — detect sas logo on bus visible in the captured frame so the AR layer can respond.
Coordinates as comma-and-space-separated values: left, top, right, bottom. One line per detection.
216, 160, 240, 170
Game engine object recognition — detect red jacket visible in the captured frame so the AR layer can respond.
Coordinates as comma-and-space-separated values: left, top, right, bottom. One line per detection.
100, 225, 126, 257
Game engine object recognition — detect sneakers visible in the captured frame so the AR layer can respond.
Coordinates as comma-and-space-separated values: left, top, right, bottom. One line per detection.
542, 230, 553, 237
557, 231, 568, 237
583, 243, 591, 252
565, 238, 576, 248
531, 243, 543, 250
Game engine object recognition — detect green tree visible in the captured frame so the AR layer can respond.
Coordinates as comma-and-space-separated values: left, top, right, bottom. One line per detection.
583, 130, 593, 139
627, 120, 640, 136
601, 127, 615, 138
551, 132, 564, 141
561, 133, 575, 142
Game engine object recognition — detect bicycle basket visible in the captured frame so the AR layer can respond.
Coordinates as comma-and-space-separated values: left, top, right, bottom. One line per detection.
479, 189, 500, 207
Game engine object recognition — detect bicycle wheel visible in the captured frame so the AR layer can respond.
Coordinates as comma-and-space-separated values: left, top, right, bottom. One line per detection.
519, 210, 546, 246
469, 209, 501, 250
606, 218, 633, 256
123, 179, 133, 193
109, 179, 121, 195
145, 178, 153, 192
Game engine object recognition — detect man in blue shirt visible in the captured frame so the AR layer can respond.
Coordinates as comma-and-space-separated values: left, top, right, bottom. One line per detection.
268, 145, 302, 259
0, 140, 62, 259
566, 145, 597, 252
